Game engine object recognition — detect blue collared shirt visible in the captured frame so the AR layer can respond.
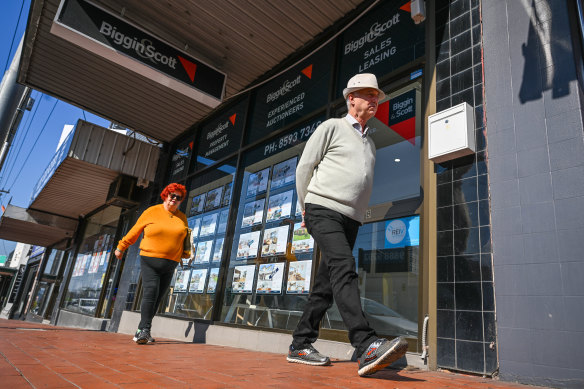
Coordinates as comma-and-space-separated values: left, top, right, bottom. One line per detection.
344, 113, 369, 138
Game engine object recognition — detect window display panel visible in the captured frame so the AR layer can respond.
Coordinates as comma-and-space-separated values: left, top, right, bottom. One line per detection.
220, 117, 324, 330
320, 216, 419, 339
62, 206, 121, 316
165, 159, 235, 320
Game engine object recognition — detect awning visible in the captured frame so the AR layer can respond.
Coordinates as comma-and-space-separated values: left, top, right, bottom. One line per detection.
0, 267, 17, 277
0, 120, 159, 246
19, 0, 370, 143
29, 119, 159, 219
0, 205, 77, 248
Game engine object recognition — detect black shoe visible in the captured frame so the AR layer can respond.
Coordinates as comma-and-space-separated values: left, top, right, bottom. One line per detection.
357, 337, 408, 377
287, 344, 331, 366
135, 329, 151, 345
133, 329, 155, 343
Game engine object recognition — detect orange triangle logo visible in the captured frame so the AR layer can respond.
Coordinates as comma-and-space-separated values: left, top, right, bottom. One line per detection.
229, 114, 236, 126
400, 1, 411, 12
301, 64, 313, 79
178, 56, 197, 82
189, 141, 193, 150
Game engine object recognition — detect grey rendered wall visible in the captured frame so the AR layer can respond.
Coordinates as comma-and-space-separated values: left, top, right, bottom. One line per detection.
482, 1, 584, 388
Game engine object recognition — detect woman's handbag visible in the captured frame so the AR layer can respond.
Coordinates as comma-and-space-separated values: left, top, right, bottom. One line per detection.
182, 228, 192, 258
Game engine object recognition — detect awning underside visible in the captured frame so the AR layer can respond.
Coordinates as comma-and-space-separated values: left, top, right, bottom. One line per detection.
20, 0, 366, 143
0, 205, 78, 248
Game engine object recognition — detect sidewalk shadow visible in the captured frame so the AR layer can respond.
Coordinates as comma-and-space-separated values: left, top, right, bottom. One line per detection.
1, 326, 105, 332
367, 369, 424, 382
332, 356, 424, 383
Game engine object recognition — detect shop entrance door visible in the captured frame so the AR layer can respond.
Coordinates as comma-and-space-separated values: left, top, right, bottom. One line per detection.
320, 80, 423, 347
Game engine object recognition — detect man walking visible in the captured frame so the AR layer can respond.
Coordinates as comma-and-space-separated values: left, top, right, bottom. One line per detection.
287, 73, 408, 377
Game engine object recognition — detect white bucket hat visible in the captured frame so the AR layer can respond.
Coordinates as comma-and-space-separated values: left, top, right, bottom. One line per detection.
343, 73, 385, 100
342, 73, 385, 100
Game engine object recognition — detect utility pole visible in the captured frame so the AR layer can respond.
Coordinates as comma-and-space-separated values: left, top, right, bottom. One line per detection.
0, 36, 33, 172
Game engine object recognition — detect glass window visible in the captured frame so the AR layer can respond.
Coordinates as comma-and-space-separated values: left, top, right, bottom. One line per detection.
62, 206, 121, 316
219, 116, 323, 330
335, 82, 422, 206
320, 217, 420, 339
320, 81, 423, 339
163, 158, 237, 319
30, 282, 52, 317
43, 249, 65, 276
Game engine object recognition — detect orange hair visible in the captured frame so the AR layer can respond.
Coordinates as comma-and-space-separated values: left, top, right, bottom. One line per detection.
160, 183, 186, 201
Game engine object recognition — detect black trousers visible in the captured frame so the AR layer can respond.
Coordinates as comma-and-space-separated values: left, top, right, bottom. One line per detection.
138, 256, 178, 331
291, 204, 377, 357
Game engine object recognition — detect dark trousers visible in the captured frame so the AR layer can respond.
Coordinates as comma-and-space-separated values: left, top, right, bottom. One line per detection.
292, 204, 377, 357
138, 256, 178, 330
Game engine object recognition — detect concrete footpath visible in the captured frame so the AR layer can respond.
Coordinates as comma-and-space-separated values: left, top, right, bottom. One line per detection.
0, 319, 544, 389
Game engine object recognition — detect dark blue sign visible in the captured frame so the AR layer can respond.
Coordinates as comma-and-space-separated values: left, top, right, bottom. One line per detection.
168, 139, 192, 183
247, 44, 334, 143
56, 0, 225, 101
30, 245, 46, 258
337, 0, 425, 95
195, 98, 248, 169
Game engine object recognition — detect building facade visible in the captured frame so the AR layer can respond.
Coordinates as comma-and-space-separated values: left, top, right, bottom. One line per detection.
4, 1, 583, 387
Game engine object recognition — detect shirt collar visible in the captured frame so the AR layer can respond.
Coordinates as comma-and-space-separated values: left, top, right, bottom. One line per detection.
344, 113, 369, 137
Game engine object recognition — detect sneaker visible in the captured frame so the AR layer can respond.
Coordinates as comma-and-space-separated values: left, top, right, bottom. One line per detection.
287, 344, 331, 366
134, 329, 151, 345
357, 337, 408, 377
133, 329, 155, 343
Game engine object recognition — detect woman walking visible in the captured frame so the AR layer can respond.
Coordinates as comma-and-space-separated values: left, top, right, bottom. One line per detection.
115, 183, 189, 344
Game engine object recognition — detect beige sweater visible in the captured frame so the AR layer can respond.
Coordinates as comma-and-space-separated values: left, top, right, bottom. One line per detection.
296, 118, 376, 223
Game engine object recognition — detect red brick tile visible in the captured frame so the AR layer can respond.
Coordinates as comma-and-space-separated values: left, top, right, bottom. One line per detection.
0, 319, 541, 389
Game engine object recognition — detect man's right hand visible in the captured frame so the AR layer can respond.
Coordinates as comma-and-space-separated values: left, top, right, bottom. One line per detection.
114, 249, 123, 259
301, 210, 306, 227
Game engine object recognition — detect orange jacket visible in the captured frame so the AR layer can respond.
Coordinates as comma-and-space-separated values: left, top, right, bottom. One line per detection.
117, 204, 188, 262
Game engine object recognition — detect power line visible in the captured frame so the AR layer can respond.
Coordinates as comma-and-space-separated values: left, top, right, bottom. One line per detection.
0, 92, 43, 191
8, 98, 59, 192
2, 0, 26, 76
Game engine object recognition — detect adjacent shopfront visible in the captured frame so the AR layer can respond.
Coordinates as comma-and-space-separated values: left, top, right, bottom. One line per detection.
0, 120, 160, 327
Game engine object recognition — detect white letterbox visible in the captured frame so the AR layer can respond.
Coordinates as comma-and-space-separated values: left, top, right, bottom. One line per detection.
428, 102, 475, 163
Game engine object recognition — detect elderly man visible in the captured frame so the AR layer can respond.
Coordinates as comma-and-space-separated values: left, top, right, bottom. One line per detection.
286, 73, 408, 377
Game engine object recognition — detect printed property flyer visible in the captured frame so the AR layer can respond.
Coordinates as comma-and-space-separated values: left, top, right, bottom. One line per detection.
256, 262, 285, 294
286, 260, 312, 294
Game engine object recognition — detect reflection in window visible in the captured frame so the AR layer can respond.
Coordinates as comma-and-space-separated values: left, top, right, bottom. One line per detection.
43, 250, 65, 276
62, 206, 121, 316
321, 218, 419, 338
164, 159, 236, 319
337, 84, 422, 205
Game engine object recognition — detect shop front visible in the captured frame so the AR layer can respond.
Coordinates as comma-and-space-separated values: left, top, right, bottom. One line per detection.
16, 0, 584, 386
108, 0, 433, 366
0, 120, 160, 328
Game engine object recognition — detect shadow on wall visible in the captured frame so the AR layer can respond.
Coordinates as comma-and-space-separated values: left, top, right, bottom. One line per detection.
518, 0, 573, 103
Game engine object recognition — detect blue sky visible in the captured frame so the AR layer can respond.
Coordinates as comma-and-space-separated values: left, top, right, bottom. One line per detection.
0, 1, 110, 257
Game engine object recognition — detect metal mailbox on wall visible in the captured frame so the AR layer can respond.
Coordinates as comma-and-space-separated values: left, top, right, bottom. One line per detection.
428, 102, 475, 163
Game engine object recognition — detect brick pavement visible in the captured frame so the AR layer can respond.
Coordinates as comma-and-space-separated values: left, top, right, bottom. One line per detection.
0, 319, 544, 388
